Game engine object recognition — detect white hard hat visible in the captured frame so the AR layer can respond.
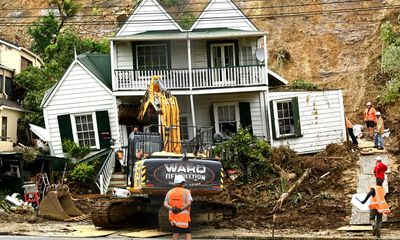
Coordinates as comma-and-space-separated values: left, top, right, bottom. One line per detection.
376, 111, 381, 116
366, 102, 372, 106
375, 156, 382, 162
174, 175, 186, 184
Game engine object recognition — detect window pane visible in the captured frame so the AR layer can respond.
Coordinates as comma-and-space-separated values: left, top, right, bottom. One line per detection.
75, 114, 96, 147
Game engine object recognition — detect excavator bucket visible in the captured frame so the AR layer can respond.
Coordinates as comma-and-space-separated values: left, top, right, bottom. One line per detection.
39, 185, 86, 221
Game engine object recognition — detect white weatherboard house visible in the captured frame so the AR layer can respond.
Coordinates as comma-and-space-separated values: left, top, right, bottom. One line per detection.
42, 0, 346, 159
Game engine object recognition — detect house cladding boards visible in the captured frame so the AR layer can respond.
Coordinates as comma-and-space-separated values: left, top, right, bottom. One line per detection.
268, 90, 345, 154
44, 63, 117, 157
190, 0, 258, 32
116, 42, 133, 69
117, 0, 182, 36
194, 92, 263, 137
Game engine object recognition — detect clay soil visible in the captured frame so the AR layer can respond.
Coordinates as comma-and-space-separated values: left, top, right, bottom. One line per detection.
207, 144, 359, 231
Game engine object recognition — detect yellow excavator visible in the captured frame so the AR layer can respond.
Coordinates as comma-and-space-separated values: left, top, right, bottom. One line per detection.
91, 76, 235, 230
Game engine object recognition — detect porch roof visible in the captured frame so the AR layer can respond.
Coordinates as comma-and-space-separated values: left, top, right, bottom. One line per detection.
109, 28, 266, 41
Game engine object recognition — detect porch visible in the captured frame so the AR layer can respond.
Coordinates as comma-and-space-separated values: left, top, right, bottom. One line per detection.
115, 65, 266, 91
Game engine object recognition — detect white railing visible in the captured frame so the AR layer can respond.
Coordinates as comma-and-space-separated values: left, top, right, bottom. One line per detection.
95, 149, 115, 195
115, 65, 266, 90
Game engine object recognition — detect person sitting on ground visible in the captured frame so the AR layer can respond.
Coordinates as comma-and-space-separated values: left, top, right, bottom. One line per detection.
364, 102, 377, 140
374, 111, 385, 150
346, 117, 358, 145
361, 178, 390, 239
373, 156, 388, 182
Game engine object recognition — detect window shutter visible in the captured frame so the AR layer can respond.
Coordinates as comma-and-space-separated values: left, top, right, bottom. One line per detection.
239, 102, 253, 134
96, 111, 111, 149
57, 114, 73, 149
292, 97, 302, 137
269, 101, 277, 140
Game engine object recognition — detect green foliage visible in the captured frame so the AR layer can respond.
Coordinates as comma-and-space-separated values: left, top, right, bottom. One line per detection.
291, 78, 320, 90
44, 30, 109, 69
179, 12, 196, 30
219, 128, 272, 183
290, 192, 304, 205
160, 0, 179, 5
276, 49, 290, 69
16, 13, 109, 143
27, 13, 59, 56
62, 139, 91, 161
380, 22, 400, 46
14, 146, 38, 163
379, 22, 400, 104
69, 162, 95, 186
382, 45, 400, 75
379, 76, 400, 104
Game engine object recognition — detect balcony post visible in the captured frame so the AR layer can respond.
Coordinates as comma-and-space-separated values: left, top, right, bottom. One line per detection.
187, 36, 196, 136
264, 33, 273, 146
110, 41, 116, 91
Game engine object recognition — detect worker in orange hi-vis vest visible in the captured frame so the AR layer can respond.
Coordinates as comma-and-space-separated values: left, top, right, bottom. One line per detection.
360, 178, 390, 238
164, 175, 192, 240
364, 102, 377, 139
345, 117, 358, 145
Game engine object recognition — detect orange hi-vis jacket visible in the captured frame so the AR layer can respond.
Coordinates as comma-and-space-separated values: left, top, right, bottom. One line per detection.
168, 187, 191, 228
369, 186, 390, 214
364, 107, 377, 123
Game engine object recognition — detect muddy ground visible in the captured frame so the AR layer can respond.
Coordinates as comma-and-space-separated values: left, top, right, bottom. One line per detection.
1, 139, 399, 237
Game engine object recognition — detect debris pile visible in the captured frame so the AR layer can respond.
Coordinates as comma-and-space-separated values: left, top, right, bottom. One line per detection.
212, 144, 358, 230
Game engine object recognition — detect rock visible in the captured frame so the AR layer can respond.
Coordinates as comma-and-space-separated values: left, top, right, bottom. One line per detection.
27, 214, 38, 223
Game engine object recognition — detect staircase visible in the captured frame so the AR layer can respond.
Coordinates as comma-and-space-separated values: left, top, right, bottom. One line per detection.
107, 172, 127, 193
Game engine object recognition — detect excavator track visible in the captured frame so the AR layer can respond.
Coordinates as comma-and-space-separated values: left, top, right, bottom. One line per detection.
91, 196, 149, 229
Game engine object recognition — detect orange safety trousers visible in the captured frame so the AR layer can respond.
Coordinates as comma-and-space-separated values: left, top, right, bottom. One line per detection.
369, 186, 390, 214
168, 187, 191, 228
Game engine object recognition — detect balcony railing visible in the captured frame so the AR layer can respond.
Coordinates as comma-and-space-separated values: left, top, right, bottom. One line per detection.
114, 65, 266, 90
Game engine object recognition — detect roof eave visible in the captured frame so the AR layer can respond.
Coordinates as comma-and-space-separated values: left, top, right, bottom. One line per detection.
109, 31, 267, 41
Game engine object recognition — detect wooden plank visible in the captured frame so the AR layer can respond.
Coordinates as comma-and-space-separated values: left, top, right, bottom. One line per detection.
337, 225, 372, 231
120, 229, 171, 238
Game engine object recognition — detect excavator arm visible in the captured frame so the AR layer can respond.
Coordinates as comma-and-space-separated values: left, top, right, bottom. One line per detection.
138, 76, 182, 154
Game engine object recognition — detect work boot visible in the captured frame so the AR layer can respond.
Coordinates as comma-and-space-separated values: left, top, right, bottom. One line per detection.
376, 233, 381, 239
372, 227, 377, 236
378, 147, 384, 150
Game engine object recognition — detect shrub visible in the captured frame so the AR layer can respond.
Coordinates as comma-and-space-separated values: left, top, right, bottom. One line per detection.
219, 128, 272, 183
62, 139, 91, 161
291, 78, 320, 90
14, 146, 38, 164
69, 163, 95, 187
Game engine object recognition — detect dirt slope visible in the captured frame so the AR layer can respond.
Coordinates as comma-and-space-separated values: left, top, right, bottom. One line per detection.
0, 1, 395, 115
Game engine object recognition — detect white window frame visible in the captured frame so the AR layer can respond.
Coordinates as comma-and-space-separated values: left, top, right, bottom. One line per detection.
213, 102, 240, 133
210, 43, 236, 68
135, 44, 168, 70
70, 112, 100, 149
272, 99, 296, 138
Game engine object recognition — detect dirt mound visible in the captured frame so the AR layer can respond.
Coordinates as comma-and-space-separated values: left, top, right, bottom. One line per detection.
216, 143, 358, 230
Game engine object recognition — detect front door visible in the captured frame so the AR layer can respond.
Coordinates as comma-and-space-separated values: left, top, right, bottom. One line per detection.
210, 43, 236, 85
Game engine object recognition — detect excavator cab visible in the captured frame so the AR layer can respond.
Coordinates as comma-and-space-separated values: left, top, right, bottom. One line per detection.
127, 126, 224, 195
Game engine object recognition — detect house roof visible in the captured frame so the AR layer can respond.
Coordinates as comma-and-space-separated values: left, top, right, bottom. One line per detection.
0, 98, 25, 112
190, 0, 258, 32
110, 28, 266, 41
77, 54, 112, 89
116, 0, 183, 36
41, 53, 111, 108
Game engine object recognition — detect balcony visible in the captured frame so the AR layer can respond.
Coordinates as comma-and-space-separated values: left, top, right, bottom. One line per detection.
114, 65, 266, 91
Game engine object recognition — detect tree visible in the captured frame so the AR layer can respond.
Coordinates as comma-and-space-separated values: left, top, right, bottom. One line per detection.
49, 0, 82, 35
27, 13, 59, 56
379, 21, 400, 104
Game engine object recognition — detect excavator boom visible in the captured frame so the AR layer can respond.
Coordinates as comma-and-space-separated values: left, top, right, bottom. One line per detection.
138, 76, 181, 154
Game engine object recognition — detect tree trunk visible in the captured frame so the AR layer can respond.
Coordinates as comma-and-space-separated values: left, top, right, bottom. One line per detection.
273, 168, 311, 211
